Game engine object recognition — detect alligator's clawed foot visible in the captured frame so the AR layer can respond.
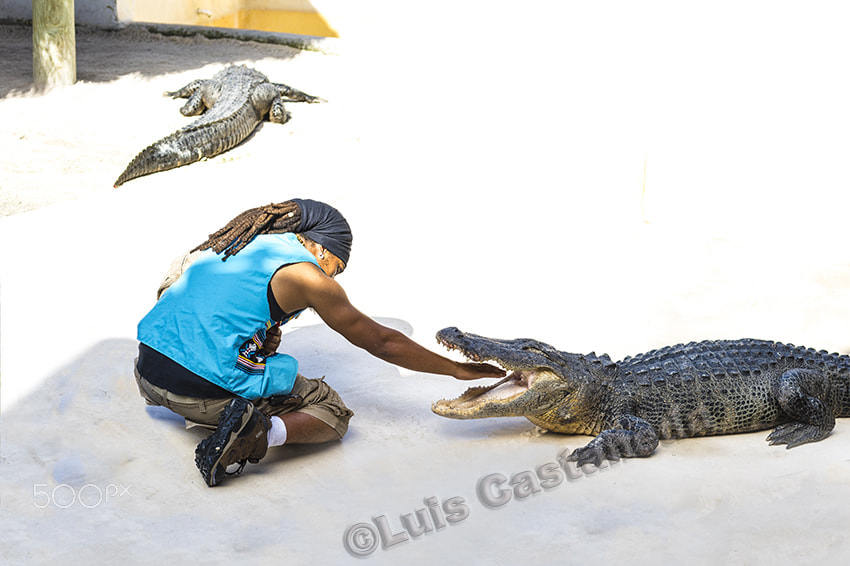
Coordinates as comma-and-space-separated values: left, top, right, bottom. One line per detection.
767, 422, 828, 449
274, 83, 326, 104
565, 446, 609, 468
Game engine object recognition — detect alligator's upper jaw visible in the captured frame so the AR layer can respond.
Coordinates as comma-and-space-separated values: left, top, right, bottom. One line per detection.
432, 371, 543, 419
433, 327, 568, 420
435, 326, 567, 371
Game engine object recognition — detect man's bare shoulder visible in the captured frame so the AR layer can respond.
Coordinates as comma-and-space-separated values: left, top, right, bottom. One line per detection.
271, 261, 342, 314
272, 261, 335, 294
275, 260, 325, 280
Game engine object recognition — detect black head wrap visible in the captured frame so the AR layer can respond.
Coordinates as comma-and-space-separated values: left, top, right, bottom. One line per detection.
293, 198, 353, 266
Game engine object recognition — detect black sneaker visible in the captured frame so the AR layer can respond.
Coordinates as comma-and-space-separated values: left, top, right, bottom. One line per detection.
195, 397, 270, 487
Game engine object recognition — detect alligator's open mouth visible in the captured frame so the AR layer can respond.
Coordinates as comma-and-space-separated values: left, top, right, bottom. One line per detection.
432, 326, 566, 419
432, 371, 539, 417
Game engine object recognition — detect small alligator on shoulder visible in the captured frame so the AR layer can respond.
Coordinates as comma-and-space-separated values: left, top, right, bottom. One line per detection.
114, 65, 324, 187
432, 327, 850, 466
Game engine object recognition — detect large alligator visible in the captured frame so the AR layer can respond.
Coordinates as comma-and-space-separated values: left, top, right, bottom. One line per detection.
433, 327, 850, 466
114, 65, 324, 187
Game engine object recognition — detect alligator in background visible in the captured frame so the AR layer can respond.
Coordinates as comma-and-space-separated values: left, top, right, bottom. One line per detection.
114, 65, 324, 187
432, 327, 850, 466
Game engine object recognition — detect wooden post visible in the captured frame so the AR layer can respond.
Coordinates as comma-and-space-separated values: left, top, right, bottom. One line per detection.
32, 0, 77, 88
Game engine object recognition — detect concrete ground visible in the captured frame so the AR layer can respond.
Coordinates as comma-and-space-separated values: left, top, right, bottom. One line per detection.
2, 3, 849, 564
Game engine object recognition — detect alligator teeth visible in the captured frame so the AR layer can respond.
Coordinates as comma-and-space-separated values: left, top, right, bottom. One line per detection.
434, 371, 531, 409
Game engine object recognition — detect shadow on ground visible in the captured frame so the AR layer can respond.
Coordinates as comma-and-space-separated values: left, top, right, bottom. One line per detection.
0, 24, 308, 99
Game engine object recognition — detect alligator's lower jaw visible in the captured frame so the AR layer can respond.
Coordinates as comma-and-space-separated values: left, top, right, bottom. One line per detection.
431, 371, 537, 419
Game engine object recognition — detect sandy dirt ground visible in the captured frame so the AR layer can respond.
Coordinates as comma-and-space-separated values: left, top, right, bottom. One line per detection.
2, 2, 850, 564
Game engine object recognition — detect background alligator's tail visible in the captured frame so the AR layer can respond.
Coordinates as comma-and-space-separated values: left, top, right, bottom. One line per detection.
114, 130, 206, 187
113, 111, 255, 187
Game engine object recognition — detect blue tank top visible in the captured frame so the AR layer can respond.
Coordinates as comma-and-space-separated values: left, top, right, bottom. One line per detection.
137, 233, 319, 399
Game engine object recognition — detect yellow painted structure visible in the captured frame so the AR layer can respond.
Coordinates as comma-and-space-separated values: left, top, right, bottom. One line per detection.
211, 9, 337, 37
118, 1, 339, 38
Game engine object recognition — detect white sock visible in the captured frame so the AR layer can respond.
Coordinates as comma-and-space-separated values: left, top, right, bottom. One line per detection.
267, 416, 288, 447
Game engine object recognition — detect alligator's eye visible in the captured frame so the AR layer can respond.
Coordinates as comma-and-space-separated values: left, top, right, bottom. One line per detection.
523, 346, 564, 367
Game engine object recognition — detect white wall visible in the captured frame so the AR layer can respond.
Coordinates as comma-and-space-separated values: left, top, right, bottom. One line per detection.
0, 0, 119, 28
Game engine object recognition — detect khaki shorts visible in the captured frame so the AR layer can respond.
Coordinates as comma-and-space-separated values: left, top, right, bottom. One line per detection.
134, 364, 353, 439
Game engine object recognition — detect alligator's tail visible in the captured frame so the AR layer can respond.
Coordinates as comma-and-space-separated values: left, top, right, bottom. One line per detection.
114, 131, 204, 187
113, 105, 259, 187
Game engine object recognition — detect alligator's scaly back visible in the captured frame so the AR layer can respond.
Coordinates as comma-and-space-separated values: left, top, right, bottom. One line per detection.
433, 328, 850, 466
114, 65, 324, 187
616, 339, 850, 438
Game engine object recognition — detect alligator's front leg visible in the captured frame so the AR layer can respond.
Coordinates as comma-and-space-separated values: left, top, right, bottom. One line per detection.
767, 368, 838, 448
566, 415, 660, 467
165, 79, 222, 116
272, 83, 326, 104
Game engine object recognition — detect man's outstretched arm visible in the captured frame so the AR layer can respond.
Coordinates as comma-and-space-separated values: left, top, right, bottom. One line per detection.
272, 263, 505, 381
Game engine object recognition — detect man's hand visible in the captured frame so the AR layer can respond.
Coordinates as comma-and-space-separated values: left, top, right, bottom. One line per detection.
452, 362, 506, 381
260, 325, 282, 356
